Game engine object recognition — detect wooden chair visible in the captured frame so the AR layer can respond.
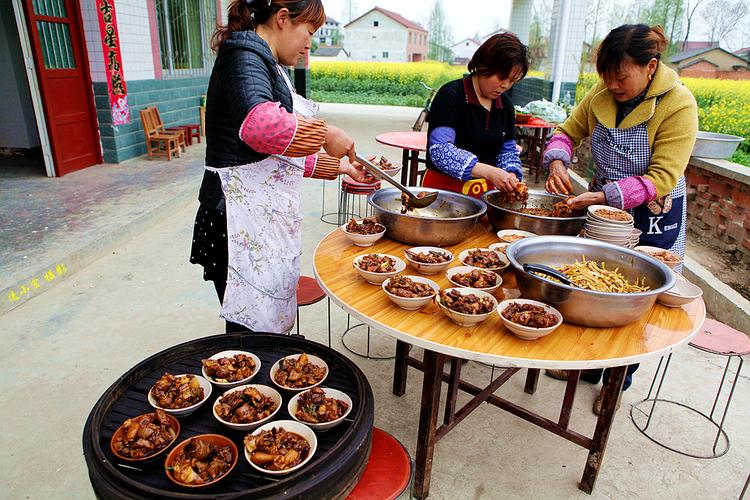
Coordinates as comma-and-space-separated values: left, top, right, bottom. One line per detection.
139, 108, 181, 161
147, 106, 187, 151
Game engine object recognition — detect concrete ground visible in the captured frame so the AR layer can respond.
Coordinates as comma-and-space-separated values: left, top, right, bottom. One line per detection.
1, 103, 748, 499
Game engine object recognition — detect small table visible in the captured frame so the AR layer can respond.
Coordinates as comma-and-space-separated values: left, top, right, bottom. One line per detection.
376, 131, 427, 187
314, 225, 705, 498
515, 119, 555, 183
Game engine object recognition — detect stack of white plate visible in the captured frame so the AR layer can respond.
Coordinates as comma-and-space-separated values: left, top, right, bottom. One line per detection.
584, 205, 637, 248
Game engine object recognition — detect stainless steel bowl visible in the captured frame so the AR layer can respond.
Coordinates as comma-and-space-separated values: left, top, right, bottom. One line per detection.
483, 189, 586, 236
506, 236, 676, 327
368, 188, 486, 246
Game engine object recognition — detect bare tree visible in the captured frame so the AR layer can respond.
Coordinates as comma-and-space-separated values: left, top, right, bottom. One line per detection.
699, 0, 749, 45
682, 0, 705, 49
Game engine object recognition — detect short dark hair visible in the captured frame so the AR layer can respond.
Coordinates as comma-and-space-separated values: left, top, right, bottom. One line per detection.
596, 24, 667, 77
468, 32, 529, 80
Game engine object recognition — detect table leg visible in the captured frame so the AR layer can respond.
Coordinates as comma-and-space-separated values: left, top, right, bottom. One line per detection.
401, 149, 410, 186
393, 340, 410, 397
443, 357, 462, 426
409, 150, 420, 187
413, 349, 445, 500
524, 368, 540, 394
579, 365, 627, 494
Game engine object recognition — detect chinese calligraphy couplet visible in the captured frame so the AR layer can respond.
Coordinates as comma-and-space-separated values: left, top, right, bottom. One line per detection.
96, 0, 130, 125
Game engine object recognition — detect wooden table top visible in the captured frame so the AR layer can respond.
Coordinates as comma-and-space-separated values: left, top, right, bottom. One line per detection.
375, 131, 427, 151
313, 222, 705, 369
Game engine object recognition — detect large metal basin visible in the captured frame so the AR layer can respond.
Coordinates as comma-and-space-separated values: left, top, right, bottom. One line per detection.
691, 131, 744, 159
483, 189, 586, 236
368, 188, 486, 246
506, 236, 675, 327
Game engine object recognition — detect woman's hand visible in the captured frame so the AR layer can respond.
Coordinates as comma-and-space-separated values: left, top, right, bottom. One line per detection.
566, 191, 605, 210
339, 157, 375, 184
323, 125, 356, 163
472, 163, 518, 191
545, 160, 574, 195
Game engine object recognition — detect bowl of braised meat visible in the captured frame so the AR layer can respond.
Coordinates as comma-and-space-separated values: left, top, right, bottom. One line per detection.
458, 248, 510, 272
382, 275, 439, 310
148, 373, 212, 417
341, 217, 386, 247
483, 189, 586, 236
165, 434, 237, 488
496, 229, 537, 244
437, 288, 498, 327
270, 353, 329, 391
288, 387, 353, 431
352, 253, 406, 285
244, 421, 318, 475
446, 266, 502, 294
212, 384, 282, 431
498, 299, 563, 340
201, 350, 261, 388
404, 246, 454, 275
110, 409, 180, 462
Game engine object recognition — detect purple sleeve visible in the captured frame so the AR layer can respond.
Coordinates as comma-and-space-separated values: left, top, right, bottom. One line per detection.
602, 176, 658, 210
543, 133, 574, 169
428, 126, 478, 182
496, 140, 523, 181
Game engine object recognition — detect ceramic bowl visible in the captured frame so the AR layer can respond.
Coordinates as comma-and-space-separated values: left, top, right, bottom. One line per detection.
634, 246, 683, 270
287, 387, 353, 431
437, 288, 498, 327
244, 420, 318, 475
201, 350, 261, 389
352, 254, 406, 285
657, 279, 703, 307
497, 299, 563, 341
496, 229, 537, 244
445, 266, 502, 294
269, 354, 329, 392
212, 384, 282, 431
382, 276, 439, 310
110, 411, 180, 462
147, 374, 212, 417
404, 246, 454, 275
340, 222, 386, 247
587, 205, 634, 225
165, 434, 238, 488
458, 248, 510, 272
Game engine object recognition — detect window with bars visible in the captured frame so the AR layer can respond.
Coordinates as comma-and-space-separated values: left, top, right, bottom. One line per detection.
32, 0, 76, 69
155, 0, 217, 76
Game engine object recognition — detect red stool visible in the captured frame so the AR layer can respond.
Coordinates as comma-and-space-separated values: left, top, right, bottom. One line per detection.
176, 123, 201, 145
631, 318, 750, 458
347, 428, 411, 500
295, 276, 331, 346
338, 176, 380, 226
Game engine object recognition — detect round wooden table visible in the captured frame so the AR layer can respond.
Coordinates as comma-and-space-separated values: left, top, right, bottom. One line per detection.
375, 131, 427, 187
314, 222, 705, 499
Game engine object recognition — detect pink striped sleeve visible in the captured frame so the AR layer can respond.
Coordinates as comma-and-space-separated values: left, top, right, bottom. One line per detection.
542, 133, 574, 169
239, 101, 297, 154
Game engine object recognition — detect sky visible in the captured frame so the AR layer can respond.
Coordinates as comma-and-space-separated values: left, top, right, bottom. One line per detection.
321, 0, 750, 50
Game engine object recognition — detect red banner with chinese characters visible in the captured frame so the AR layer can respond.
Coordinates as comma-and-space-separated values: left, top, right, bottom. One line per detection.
96, 0, 130, 125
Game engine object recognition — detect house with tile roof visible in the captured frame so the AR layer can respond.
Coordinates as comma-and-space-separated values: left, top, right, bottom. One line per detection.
671, 46, 750, 79
343, 7, 428, 62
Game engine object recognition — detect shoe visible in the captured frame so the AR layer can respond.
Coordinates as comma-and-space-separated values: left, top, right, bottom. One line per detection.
545, 369, 570, 380
592, 389, 621, 416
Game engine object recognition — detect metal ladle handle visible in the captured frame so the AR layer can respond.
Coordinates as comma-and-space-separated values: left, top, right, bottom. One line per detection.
523, 263, 573, 286
354, 153, 419, 200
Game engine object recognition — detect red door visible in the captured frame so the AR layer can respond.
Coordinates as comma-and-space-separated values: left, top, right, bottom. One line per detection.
23, 0, 101, 176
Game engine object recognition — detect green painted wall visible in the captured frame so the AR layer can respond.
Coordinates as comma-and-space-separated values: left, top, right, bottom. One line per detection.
93, 77, 208, 163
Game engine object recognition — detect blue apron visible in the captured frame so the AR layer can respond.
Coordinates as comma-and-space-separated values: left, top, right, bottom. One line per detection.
590, 121, 687, 271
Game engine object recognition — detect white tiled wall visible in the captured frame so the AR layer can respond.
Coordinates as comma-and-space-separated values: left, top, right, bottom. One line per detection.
80, 0, 106, 82
78, 0, 155, 83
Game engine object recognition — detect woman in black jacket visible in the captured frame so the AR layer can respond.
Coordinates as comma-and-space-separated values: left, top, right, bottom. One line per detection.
191, 0, 369, 333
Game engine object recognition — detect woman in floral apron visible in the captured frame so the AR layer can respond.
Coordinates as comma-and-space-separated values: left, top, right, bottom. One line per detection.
190, 0, 371, 334
542, 24, 698, 414
422, 33, 529, 198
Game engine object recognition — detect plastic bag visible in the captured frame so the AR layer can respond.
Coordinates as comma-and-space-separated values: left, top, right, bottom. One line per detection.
515, 100, 568, 124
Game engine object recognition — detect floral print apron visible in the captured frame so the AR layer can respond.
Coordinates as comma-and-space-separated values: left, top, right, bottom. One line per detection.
590, 120, 687, 271
206, 67, 318, 333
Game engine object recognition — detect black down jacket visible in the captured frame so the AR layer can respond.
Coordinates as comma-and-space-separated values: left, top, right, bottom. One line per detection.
199, 31, 294, 208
